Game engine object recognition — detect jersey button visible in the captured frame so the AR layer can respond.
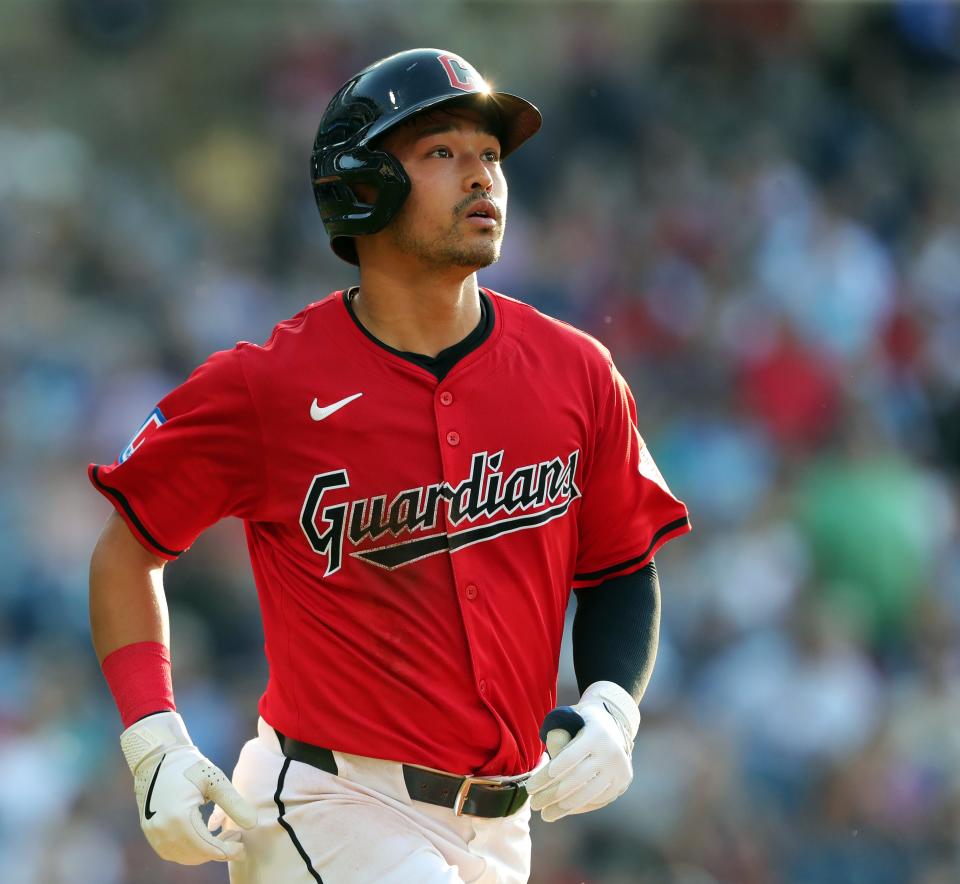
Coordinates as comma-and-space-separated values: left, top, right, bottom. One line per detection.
439, 391, 454, 406
446, 430, 460, 446
479, 679, 487, 694
465, 584, 478, 600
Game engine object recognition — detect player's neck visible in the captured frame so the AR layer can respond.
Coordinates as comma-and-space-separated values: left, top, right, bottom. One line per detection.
351, 269, 482, 358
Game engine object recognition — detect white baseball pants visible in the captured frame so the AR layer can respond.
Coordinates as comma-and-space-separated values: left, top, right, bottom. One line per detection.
223, 718, 533, 884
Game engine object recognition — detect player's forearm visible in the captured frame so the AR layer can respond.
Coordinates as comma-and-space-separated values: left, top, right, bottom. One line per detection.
89, 511, 171, 663
571, 559, 660, 704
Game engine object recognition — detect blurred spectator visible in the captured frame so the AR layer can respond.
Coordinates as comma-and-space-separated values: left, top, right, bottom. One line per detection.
2, 2, 959, 882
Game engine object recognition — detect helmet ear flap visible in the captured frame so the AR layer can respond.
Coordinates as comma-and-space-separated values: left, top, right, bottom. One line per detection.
310, 144, 411, 265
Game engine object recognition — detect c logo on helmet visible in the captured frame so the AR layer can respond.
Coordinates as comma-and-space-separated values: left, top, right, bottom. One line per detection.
438, 54, 479, 92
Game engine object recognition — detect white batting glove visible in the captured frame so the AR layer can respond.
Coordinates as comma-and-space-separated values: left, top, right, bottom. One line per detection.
526, 681, 640, 822
120, 711, 258, 864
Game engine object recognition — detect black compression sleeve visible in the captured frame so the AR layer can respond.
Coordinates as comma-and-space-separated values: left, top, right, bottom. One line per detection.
571, 559, 660, 703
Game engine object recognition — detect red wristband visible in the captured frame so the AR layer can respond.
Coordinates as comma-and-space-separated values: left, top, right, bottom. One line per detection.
100, 641, 176, 729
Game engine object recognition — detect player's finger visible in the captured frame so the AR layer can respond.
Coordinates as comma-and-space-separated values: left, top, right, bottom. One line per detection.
218, 828, 245, 851
200, 774, 258, 830
529, 782, 558, 811
189, 807, 247, 862
204, 832, 246, 862
578, 785, 627, 816
545, 738, 592, 779
523, 753, 553, 794
531, 766, 598, 813
149, 808, 242, 865
539, 777, 616, 823
526, 752, 588, 796
524, 762, 553, 794
553, 769, 609, 813
549, 784, 622, 822
207, 804, 226, 833
540, 797, 578, 823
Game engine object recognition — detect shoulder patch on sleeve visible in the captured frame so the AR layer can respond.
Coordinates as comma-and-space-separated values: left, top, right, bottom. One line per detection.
118, 407, 166, 464
637, 433, 671, 493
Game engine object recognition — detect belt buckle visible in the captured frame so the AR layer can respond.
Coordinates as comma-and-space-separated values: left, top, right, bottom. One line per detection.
453, 775, 503, 816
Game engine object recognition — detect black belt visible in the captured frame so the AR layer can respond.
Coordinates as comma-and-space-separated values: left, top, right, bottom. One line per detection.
274, 730, 529, 818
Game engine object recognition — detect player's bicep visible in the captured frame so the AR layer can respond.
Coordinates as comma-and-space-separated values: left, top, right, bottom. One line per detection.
93, 511, 170, 571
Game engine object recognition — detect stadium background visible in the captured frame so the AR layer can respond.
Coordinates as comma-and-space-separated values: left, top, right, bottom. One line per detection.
3, 0, 960, 881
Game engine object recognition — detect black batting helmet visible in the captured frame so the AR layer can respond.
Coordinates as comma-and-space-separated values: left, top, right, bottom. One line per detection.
310, 48, 542, 265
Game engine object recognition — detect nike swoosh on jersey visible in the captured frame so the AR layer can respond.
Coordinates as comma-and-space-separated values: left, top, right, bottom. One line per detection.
144, 753, 165, 820
310, 393, 363, 422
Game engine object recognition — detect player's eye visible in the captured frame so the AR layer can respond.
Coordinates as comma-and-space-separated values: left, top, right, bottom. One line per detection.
482, 149, 501, 163
428, 146, 452, 158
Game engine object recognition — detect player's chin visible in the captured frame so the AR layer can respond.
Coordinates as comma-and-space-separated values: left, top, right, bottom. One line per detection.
462, 232, 503, 267
436, 237, 499, 269
458, 244, 500, 269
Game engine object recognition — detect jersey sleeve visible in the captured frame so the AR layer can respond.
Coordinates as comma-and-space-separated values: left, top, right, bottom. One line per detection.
573, 363, 691, 589
88, 347, 267, 559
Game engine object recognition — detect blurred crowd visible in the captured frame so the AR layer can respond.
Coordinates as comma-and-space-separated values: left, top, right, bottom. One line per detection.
2, 1, 960, 882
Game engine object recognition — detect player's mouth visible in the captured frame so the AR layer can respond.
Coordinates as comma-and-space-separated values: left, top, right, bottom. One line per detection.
463, 199, 499, 229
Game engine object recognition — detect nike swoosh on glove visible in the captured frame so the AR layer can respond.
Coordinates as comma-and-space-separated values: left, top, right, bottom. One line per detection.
120, 711, 258, 864
526, 681, 641, 823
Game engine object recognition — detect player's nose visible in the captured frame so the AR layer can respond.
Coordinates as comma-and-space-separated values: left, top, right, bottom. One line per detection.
463, 156, 495, 192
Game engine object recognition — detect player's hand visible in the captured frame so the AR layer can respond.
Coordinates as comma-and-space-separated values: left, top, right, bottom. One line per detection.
526, 681, 640, 822
120, 711, 258, 864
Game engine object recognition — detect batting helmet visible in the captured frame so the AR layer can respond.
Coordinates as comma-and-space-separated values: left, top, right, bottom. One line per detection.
310, 48, 542, 265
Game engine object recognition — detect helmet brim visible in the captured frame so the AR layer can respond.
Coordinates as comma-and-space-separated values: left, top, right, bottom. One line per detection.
360, 90, 542, 160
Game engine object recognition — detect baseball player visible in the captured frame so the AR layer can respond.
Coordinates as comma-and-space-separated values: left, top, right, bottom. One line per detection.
88, 49, 691, 883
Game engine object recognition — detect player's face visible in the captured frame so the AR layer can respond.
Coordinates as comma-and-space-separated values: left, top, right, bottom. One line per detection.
379, 107, 508, 269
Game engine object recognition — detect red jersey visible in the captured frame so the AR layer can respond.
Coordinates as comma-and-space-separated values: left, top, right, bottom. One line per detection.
89, 289, 690, 776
